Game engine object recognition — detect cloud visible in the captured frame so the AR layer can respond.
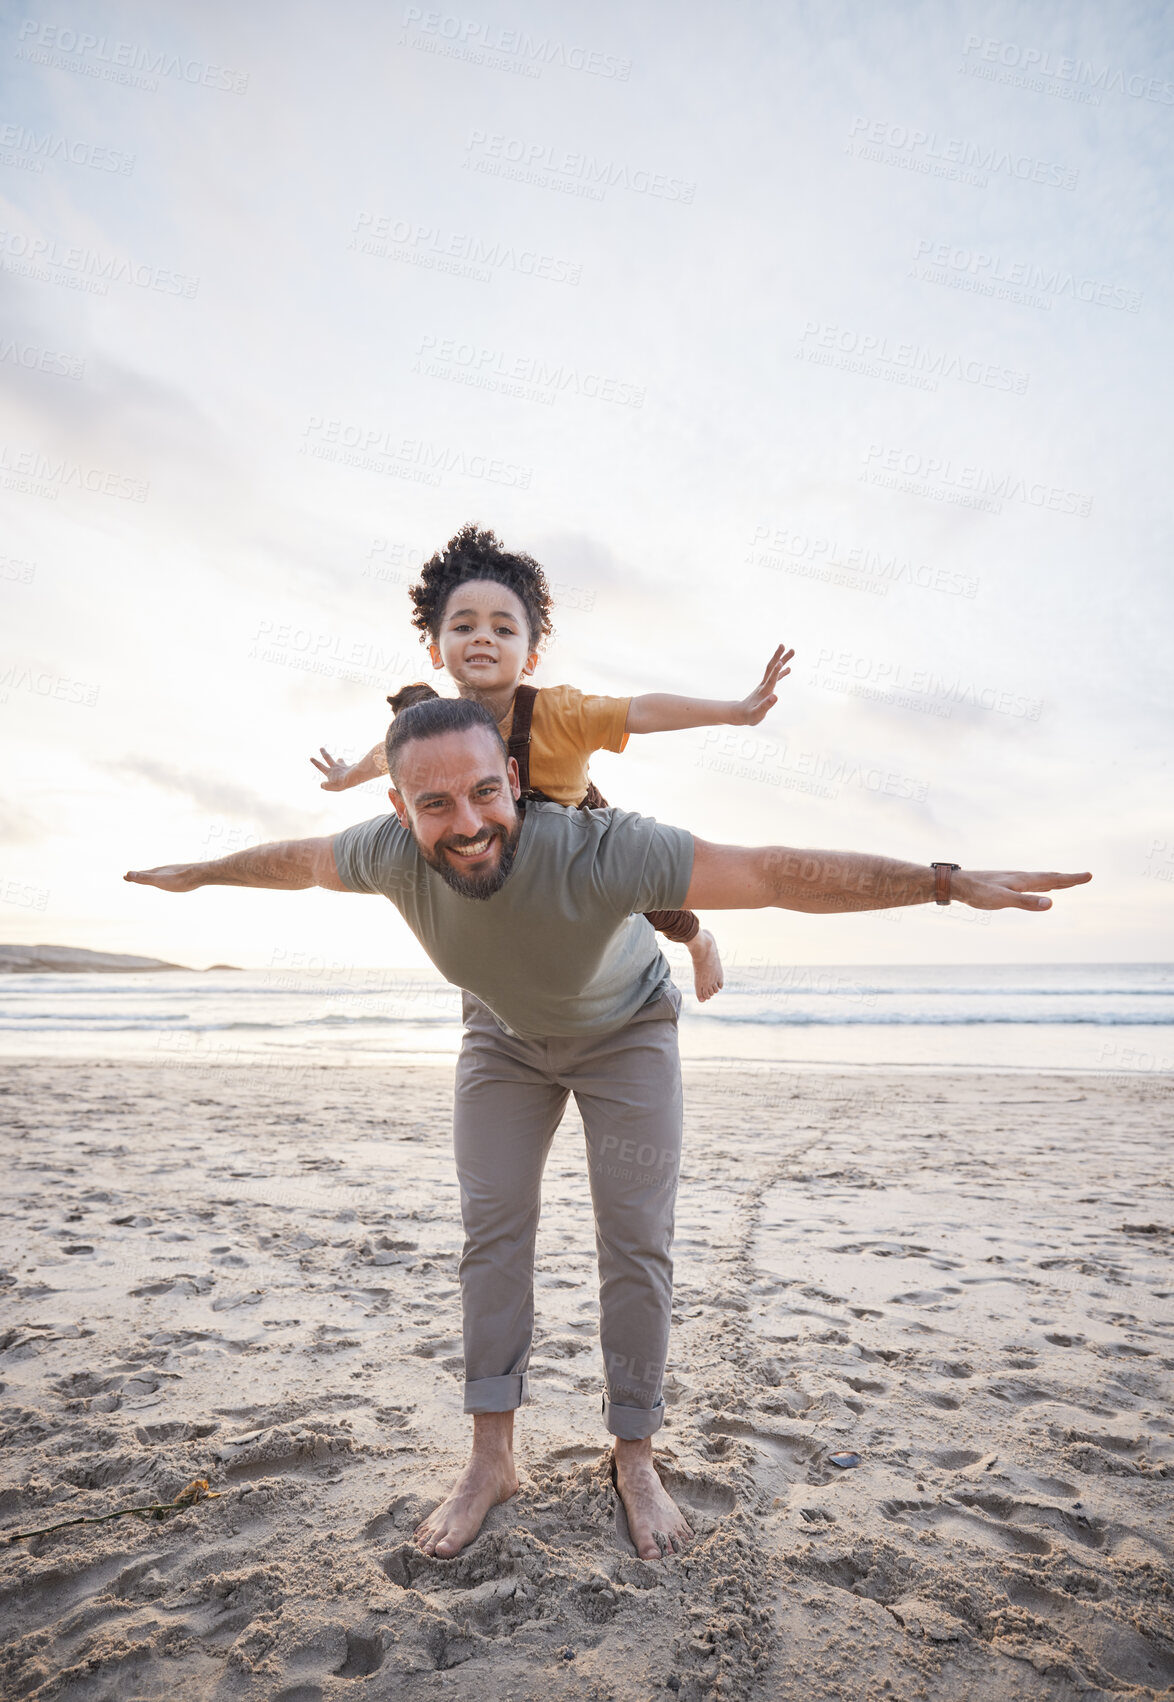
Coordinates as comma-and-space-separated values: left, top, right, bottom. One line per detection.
109, 758, 321, 841
0, 801, 46, 847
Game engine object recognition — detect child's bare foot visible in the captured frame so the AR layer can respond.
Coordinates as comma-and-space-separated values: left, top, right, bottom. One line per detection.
414, 1412, 519, 1557
686, 929, 723, 1001
612, 1438, 694, 1559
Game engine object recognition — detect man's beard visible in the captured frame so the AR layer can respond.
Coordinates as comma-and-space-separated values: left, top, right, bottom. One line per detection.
417, 814, 522, 900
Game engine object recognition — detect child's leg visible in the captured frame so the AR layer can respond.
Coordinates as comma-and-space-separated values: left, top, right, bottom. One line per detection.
585, 797, 723, 1003
644, 910, 724, 1004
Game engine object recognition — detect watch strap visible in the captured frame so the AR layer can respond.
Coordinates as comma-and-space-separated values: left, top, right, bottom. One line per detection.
931, 861, 961, 905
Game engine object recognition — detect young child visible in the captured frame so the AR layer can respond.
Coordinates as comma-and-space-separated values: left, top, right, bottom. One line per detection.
311, 525, 792, 1001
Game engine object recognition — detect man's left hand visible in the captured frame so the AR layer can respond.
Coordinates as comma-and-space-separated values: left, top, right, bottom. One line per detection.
954, 869, 1093, 910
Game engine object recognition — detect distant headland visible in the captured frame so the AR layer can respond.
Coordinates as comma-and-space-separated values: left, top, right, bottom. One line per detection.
0, 945, 240, 974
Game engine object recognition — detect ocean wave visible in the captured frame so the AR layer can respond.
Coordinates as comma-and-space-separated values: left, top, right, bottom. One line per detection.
692, 1011, 1173, 1026
720, 985, 1172, 999
0, 1012, 191, 1025
1, 1014, 1170, 1035
0, 1014, 460, 1034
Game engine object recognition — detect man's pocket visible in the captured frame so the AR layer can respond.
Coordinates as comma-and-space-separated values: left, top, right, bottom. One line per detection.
631, 981, 683, 1026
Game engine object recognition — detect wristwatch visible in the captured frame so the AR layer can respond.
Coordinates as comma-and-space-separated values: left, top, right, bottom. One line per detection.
931, 862, 961, 905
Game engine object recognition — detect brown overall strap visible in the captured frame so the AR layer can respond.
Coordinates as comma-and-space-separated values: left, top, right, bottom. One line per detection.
507, 684, 539, 794
508, 684, 610, 810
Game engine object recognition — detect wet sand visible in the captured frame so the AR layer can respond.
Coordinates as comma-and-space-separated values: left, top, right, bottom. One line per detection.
1, 1060, 1171, 1701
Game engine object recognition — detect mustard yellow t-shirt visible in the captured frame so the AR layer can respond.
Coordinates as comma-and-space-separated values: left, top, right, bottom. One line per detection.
497, 683, 631, 806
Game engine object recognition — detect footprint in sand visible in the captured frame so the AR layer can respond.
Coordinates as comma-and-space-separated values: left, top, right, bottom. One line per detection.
985, 1377, 1053, 1405
1008, 1581, 1174, 1691
547, 1443, 608, 1466
953, 1487, 1108, 1550
381, 1543, 532, 1645
699, 1416, 823, 1483
797, 1504, 836, 1525
215, 1426, 353, 1482
1058, 1426, 1164, 1478
880, 1495, 1051, 1557
410, 1336, 463, 1359
928, 1358, 974, 1380
274, 1627, 385, 1697
334, 1631, 384, 1677
1023, 1473, 1080, 1498
840, 1374, 888, 1395
135, 1418, 220, 1443
658, 1467, 737, 1516
927, 1448, 985, 1469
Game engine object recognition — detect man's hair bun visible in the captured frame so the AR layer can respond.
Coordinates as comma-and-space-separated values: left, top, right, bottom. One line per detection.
387, 682, 442, 714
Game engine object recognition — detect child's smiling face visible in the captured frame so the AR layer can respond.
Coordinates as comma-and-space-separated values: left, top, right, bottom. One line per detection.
430, 578, 539, 694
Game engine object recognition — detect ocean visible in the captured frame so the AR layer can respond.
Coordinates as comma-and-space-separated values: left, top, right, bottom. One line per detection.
1, 963, 1171, 1076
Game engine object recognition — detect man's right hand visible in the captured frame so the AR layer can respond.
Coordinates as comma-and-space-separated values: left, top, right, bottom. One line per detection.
310, 747, 354, 791
123, 837, 345, 893
124, 865, 203, 892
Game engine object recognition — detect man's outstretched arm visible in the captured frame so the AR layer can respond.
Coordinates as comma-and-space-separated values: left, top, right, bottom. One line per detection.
683, 840, 1092, 914
125, 837, 346, 893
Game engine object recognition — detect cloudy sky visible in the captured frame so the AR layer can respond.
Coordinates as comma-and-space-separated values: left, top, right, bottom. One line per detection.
2, 0, 1171, 972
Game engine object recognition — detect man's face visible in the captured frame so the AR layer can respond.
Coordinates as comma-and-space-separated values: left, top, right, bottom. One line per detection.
389, 726, 523, 899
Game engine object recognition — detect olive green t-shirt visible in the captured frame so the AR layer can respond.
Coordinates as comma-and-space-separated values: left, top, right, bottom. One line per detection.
332, 801, 694, 1039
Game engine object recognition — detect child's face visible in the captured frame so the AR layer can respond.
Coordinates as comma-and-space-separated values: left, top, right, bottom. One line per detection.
430, 579, 538, 694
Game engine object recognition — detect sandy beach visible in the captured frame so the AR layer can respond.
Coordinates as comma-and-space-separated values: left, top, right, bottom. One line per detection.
1, 1059, 1171, 1701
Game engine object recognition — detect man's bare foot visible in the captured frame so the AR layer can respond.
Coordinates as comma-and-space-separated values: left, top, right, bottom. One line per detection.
415, 1412, 520, 1558
612, 1437, 694, 1560
686, 929, 724, 1002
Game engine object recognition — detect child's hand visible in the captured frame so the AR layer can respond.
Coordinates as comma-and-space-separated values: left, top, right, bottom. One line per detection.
736, 644, 794, 726
311, 747, 354, 791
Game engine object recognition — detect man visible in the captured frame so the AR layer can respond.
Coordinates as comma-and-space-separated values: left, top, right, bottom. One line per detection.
125, 697, 1090, 1561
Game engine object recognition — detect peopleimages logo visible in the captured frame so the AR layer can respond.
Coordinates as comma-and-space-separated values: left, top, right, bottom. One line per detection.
15, 19, 249, 93
748, 525, 979, 600
846, 115, 1078, 189
463, 131, 695, 203
350, 213, 582, 286
415, 333, 645, 408
911, 240, 1142, 314
695, 728, 931, 803
401, 8, 631, 79
0, 230, 198, 297
0, 663, 100, 706
300, 416, 532, 489
960, 33, 1174, 104
796, 321, 1030, 394
809, 647, 1043, 722
0, 443, 148, 502
0, 338, 84, 380
0, 123, 135, 175
860, 443, 1092, 519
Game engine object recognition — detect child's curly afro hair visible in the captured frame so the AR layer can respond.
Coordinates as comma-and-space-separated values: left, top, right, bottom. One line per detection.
408, 523, 554, 651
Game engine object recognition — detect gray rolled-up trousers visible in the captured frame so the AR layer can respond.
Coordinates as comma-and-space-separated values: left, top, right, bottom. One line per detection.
453, 983, 683, 1441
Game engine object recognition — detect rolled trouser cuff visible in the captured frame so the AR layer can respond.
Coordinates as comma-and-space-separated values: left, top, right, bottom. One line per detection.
602, 1393, 665, 1440
464, 1372, 530, 1413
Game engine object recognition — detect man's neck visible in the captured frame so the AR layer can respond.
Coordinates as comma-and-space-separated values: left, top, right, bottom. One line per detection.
454, 680, 525, 723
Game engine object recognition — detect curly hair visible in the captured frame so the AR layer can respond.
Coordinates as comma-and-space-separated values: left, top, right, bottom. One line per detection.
408, 524, 554, 652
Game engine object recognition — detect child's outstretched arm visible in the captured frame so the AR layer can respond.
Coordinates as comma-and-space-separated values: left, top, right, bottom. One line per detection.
311, 741, 389, 791
624, 644, 793, 735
